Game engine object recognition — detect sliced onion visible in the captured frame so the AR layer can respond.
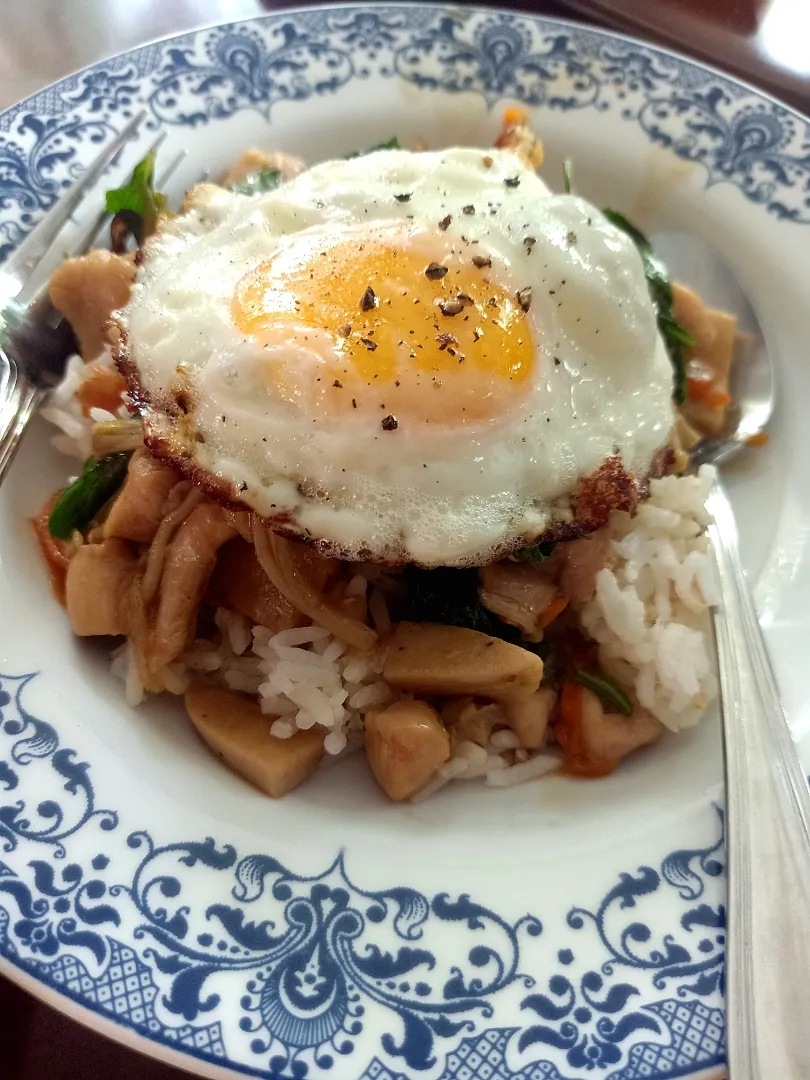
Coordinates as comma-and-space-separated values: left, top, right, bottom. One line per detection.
141, 484, 204, 604
251, 518, 377, 654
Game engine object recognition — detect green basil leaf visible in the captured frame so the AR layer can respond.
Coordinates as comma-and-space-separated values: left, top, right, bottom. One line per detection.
513, 541, 557, 563
346, 136, 401, 159
48, 453, 131, 540
105, 149, 167, 241
574, 669, 634, 716
229, 168, 282, 196
602, 208, 692, 405
563, 158, 574, 195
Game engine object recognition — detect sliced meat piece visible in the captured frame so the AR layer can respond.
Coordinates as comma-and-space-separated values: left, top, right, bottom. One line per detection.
441, 697, 503, 748
681, 310, 736, 437
65, 539, 138, 636
674, 282, 737, 438
365, 700, 450, 801
185, 685, 324, 797
180, 182, 237, 216
151, 504, 236, 670
220, 148, 306, 187
501, 686, 557, 749
208, 537, 304, 634
104, 448, 181, 544
222, 509, 253, 543
288, 541, 340, 593
384, 622, 543, 699
672, 282, 714, 345
557, 529, 613, 605
670, 414, 701, 475
554, 684, 662, 776
49, 250, 137, 360
479, 562, 562, 639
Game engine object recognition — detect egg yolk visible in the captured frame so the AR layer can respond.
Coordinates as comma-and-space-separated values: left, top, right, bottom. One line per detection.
231, 228, 535, 426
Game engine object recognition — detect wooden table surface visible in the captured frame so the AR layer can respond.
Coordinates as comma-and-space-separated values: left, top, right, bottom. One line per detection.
0, 1, 807, 1077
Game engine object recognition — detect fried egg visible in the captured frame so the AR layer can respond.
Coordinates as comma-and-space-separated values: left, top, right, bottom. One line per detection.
115, 148, 674, 564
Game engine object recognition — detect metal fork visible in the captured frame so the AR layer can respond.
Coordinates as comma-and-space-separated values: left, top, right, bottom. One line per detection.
0, 112, 185, 485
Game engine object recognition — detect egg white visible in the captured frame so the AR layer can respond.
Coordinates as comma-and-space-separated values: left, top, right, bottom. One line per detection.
116, 147, 674, 565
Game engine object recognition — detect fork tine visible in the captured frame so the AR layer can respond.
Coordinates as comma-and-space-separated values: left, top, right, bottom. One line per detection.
0, 372, 45, 486
69, 130, 172, 259
2, 109, 147, 288
157, 148, 189, 189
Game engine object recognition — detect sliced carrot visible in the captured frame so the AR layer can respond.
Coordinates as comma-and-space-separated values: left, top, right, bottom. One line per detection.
554, 682, 617, 779
686, 376, 731, 411
745, 432, 769, 448
75, 364, 127, 417
538, 594, 568, 630
502, 106, 528, 129
31, 496, 73, 605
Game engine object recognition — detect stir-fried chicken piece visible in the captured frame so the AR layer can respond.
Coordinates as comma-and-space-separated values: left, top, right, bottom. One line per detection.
104, 449, 181, 544
49, 249, 136, 360
150, 504, 236, 670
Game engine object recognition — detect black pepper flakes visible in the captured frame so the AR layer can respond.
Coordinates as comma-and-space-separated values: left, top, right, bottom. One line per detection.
360, 337, 377, 351
523, 236, 536, 254
554, 356, 561, 366
438, 214, 452, 231
462, 204, 475, 215
352, 398, 357, 409
472, 253, 492, 269
566, 230, 577, 245
437, 296, 466, 316
333, 380, 343, 388
394, 192, 412, 203
436, 332, 458, 350
425, 262, 448, 280
359, 286, 377, 311
381, 414, 398, 431
516, 286, 533, 312
504, 176, 521, 188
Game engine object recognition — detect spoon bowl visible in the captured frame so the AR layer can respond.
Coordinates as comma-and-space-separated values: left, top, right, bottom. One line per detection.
652, 232, 774, 467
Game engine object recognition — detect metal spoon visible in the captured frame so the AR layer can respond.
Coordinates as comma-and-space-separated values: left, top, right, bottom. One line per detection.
654, 232, 810, 1079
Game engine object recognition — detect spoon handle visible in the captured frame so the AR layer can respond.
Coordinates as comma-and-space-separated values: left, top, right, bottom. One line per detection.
707, 478, 810, 1078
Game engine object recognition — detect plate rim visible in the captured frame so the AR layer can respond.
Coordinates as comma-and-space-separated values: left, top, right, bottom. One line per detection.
3, 3, 803, 1076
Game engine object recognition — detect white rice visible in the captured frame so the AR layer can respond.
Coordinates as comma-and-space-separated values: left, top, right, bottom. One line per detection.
578, 465, 718, 731
171, 615, 394, 757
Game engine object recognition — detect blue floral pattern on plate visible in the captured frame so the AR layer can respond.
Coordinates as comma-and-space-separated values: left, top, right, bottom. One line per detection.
0, 672, 725, 1078
0, 4, 808, 265
3, 5, 788, 1074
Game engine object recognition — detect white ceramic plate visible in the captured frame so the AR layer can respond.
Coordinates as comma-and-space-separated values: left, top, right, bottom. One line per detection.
2, 6, 809, 1078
